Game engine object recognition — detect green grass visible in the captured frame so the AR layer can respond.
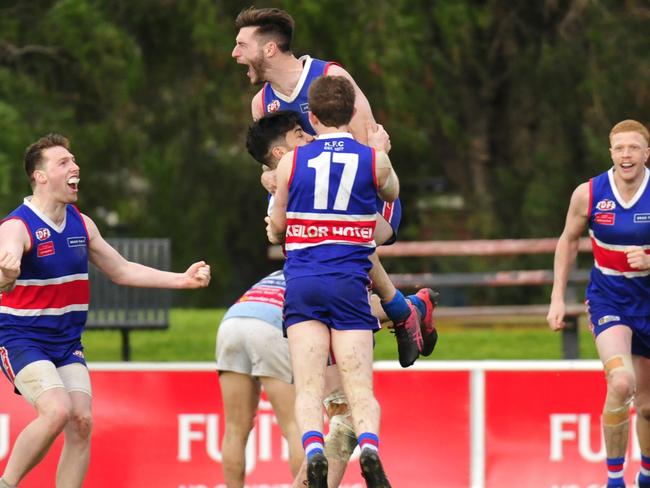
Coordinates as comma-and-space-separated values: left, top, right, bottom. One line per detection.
81, 309, 598, 362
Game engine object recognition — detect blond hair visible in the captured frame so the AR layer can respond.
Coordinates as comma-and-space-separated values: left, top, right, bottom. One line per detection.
610, 119, 650, 144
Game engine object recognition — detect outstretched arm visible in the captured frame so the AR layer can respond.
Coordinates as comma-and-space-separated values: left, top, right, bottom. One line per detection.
84, 215, 210, 289
547, 182, 590, 331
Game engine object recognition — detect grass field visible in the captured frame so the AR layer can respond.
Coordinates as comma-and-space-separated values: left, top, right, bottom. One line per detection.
81, 308, 599, 362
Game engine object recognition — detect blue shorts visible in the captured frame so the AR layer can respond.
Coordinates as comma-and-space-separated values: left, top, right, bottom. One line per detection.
376, 197, 402, 245
587, 301, 650, 358
284, 274, 380, 331
0, 337, 87, 384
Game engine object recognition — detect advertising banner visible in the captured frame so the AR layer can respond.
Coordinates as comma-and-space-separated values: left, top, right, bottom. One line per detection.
0, 367, 469, 488
485, 370, 640, 488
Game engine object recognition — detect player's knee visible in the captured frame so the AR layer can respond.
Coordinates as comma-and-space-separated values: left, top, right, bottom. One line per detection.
41, 402, 71, 433
69, 411, 93, 439
637, 404, 650, 423
607, 369, 635, 402
605, 355, 635, 402
225, 414, 256, 440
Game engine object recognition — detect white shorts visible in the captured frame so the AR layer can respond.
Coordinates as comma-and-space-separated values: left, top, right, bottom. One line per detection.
216, 317, 292, 384
14, 360, 92, 405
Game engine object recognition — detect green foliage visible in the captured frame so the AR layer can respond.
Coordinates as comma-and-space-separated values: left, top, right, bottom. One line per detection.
2, 1, 650, 305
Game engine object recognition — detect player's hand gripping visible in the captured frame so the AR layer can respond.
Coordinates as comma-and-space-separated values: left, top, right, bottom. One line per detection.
183, 261, 211, 288
367, 122, 391, 153
626, 246, 650, 270
265, 216, 283, 245
546, 300, 566, 331
261, 167, 278, 195
0, 250, 20, 292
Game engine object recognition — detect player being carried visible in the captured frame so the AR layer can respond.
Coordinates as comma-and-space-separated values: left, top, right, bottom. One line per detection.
233, 6, 437, 367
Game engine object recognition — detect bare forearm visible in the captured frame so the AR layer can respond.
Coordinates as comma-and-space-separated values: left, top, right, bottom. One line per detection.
109, 262, 187, 289
551, 234, 580, 301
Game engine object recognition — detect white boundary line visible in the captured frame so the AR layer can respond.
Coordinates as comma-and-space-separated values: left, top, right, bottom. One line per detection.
88, 359, 603, 372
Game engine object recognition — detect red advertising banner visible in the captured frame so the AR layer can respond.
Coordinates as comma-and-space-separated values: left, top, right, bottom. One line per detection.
1, 362, 631, 488
485, 369, 640, 488
0, 366, 469, 488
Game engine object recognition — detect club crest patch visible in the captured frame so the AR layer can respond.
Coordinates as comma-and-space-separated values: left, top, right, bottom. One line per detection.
267, 99, 281, 112
35, 227, 51, 241
596, 199, 616, 211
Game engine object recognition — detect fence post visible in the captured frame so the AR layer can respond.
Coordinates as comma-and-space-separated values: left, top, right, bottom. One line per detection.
562, 315, 579, 359
121, 330, 131, 362
562, 277, 580, 359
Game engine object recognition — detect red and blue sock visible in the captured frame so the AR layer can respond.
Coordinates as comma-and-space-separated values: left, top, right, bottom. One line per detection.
381, 290, 410, 323
638, 454, 650, 487
606, 456, 625, 487
302, 431, 324, 460
358, 432, 379, 452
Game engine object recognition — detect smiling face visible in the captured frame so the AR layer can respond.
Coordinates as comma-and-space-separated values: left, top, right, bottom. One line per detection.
232, 26, 267, 85
609, 131, 650, 183
34, 145, 80, 203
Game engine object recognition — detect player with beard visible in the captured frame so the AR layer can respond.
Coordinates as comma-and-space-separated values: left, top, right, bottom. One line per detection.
232, 6, 437, 369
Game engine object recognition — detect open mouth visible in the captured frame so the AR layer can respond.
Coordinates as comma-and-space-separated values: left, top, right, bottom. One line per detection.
67, 176, 80, 192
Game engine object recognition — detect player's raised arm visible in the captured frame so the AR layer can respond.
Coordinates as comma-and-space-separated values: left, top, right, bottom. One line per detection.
326, 64, 377, 144
375, 151, 399, 203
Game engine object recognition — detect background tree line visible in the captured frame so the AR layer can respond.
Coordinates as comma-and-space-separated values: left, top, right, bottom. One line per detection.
1, 0, 649, 306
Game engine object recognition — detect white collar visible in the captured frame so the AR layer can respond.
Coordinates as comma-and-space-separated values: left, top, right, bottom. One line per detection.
23, 196, 67, 233
316, 132, 354, 140
270, 55, 313, 103
607, 166, 649, 209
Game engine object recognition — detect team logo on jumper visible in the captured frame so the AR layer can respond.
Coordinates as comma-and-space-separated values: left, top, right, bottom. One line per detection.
67, 236, 87, 248
634, 213, 650, 223
266, 99, 281, 112
598, 315, 620, 326
300, 102, 309, 113
37, 241, 55, 258
594, 213, 615, 225
596, 199, 616, 211
35, 227, 51, 241
324, 141, 345, 151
